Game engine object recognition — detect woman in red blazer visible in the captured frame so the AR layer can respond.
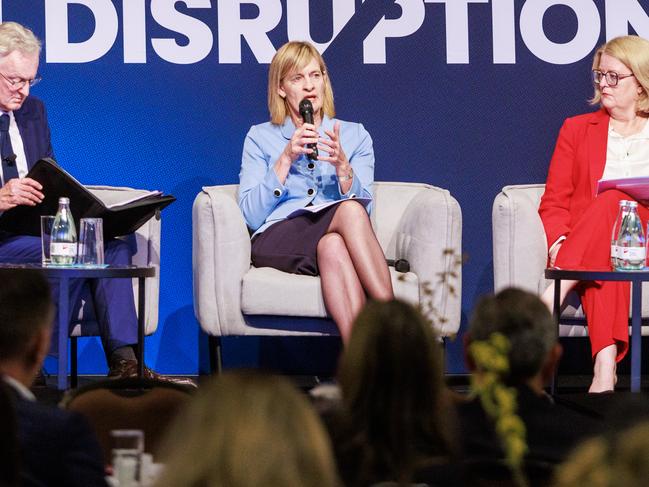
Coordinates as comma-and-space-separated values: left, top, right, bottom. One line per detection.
539, 35, 649, 393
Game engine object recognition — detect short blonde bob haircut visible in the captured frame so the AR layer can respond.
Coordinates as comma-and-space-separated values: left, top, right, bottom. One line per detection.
268, 41, 336, 125
0, 22, 41, 57
156, 371, 340, 487
590, 35, 649, 114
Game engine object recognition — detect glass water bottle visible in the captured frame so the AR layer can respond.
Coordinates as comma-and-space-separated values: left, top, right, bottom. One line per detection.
50, 197, 77, 265
616, 201, 646, 271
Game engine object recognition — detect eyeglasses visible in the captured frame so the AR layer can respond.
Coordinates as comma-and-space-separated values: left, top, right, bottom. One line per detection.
0, 71, 41, 90
592, 69, 635, 87
284, 70, 325, 87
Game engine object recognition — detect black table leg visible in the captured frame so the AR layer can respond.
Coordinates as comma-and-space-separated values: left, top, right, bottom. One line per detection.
137, 276, 146, 379
551, 279, 561, 395
57, 277, 69, 391
631, 280, 642, 392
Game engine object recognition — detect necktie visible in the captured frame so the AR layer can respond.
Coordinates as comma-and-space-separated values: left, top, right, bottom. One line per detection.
0, 114, 18, 183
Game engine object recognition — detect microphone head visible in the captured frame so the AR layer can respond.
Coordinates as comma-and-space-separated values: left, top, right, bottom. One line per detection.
4, 153, 16, 165
299, 98, 314, 117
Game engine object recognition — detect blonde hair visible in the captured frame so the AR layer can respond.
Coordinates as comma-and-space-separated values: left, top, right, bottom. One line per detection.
268, 41, 335, 125
0, 22, 41, 57
156, 371, 340, 487
553, 421, 649, 487
590, 35, 649, 114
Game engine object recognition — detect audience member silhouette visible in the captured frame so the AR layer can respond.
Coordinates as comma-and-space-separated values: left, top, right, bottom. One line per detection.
155, 370, 340, 487
459, 288, 600, 477
327, 299, 459, 486
0, 269, 107, 486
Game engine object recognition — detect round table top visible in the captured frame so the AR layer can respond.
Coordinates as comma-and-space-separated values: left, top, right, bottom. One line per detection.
545, 267, 649, 282
0, 263, 155, 278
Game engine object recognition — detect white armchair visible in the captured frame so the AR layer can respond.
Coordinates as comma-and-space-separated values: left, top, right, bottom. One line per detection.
492, 184, 649, 337
193, 182, 462, 372
69, 185, 161, 382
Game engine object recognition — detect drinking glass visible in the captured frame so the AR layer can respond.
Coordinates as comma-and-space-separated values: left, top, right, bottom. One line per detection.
77, 218, 104, 267
110, 429, 144, 486
40, 215, 55, 265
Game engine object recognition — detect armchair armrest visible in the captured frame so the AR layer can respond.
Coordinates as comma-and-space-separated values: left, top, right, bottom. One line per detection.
396, 186, 462, 337
193, 185, 251, 336
492, 184, 548, 295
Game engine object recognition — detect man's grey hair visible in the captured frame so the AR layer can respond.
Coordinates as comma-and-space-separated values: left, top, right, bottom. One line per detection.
469, 287, 557, 381
0, 21, 41, 57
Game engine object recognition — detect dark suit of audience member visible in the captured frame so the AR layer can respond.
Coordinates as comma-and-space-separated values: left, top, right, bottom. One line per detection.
6, 377, 107, 487
0, 268, 107, 487
0, 382, 19, 487
459, 288, 600, 481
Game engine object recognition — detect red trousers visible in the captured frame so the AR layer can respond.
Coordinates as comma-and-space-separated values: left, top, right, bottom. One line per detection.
555, 190, 649, 362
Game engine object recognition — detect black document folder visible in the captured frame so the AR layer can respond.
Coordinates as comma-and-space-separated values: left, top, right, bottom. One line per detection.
0, 158, 176, 238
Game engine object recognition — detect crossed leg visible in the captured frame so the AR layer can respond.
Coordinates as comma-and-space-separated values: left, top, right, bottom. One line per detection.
317, 200, 394, 341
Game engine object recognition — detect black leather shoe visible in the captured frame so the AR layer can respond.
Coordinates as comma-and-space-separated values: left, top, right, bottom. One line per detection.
108, 358, 197, 388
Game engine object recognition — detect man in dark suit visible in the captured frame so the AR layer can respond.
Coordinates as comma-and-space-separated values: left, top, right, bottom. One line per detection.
0, 268, 107, 486
459, 288, 600, 469
0, 21, 187, 383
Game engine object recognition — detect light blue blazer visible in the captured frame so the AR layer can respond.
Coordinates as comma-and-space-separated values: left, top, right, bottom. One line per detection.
238, 116, 374, 234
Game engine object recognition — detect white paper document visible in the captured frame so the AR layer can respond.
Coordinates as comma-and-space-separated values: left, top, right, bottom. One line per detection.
286, 197, 372, 219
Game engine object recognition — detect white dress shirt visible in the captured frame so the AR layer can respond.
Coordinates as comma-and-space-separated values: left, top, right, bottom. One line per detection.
0, 110, 29, 186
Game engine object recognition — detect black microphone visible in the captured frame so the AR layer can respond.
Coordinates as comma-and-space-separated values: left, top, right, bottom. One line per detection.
386, 258, 411, 273
299, 98, 318, 161
3, 153, 16, 166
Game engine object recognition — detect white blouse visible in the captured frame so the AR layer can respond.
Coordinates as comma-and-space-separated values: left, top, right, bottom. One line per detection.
601, 118, 649, 179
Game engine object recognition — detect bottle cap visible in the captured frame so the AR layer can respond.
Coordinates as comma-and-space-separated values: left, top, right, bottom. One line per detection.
58, 197, 69, 204
628, 201, 638, 207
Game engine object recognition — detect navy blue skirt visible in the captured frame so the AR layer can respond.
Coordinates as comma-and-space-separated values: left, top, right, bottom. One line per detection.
251, 201, 354, 276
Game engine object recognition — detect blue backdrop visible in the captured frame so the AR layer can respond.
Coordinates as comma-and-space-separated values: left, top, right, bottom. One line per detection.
7, 0, 648, 374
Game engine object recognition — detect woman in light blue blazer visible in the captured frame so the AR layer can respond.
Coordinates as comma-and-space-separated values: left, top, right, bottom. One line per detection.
239, 41, 393, 342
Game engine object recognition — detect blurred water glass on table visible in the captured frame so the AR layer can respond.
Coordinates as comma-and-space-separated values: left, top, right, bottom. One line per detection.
110, 429, 144, 487
40, 215, 55, 265
77, 218, 104, 267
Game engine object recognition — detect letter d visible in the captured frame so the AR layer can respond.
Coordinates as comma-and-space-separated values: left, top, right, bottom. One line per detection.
46, 0, 118, 63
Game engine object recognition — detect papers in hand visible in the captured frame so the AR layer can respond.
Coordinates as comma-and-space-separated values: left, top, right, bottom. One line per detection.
597, 176, 649, 200
287, 197, 372, 219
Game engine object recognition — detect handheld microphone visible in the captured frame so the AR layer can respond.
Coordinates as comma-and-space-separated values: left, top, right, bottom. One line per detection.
3, 153, 16, 166
299, 99, 318, 161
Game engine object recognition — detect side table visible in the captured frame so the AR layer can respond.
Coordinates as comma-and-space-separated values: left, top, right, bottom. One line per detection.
545, 267, 649, 393
0, 264, 155, 390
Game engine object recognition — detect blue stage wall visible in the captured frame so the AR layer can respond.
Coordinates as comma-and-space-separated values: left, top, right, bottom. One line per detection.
8, 0, 649, 374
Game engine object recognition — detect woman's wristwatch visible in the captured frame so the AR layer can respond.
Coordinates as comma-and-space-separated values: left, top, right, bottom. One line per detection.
337, 167, 353, 182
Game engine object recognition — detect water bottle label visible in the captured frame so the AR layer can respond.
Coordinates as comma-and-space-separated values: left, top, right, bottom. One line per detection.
50, 242, 77, 257
619, 247, 646, 260
611, 244, 619, 258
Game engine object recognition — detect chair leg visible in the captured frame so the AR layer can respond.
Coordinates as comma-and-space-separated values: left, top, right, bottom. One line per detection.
209, 336, 223, 375
70, 336, 78, 388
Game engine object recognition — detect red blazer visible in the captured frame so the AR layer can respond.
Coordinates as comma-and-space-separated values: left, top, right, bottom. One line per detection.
539, 109, 609, 248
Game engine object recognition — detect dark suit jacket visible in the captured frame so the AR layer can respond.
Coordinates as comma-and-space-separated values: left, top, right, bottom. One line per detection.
538, 109, 609, 248
11, 388, 107, 487
457, 385, 600, 465
13, 95, 54, 169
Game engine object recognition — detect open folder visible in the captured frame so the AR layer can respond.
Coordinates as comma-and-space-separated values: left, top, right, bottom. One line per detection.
0, 158, 176, 238
597, 176, 649, 200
